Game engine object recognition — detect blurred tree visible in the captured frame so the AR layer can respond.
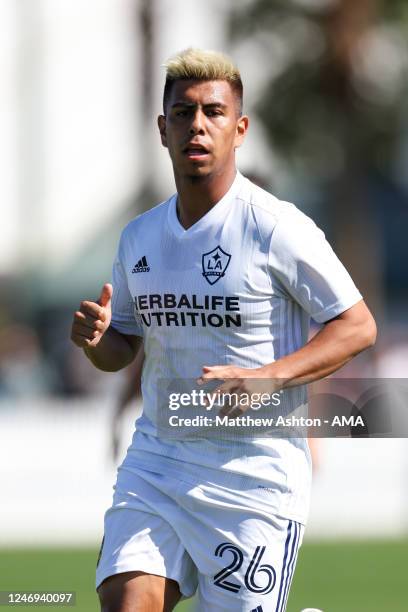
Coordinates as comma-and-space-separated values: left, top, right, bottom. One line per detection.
230, 0, 408, 320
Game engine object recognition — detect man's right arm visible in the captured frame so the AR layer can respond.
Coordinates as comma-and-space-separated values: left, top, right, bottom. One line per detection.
83, 326, 142, 372
71, 283, 142, 372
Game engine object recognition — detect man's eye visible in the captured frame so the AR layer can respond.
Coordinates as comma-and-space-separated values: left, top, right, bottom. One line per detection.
175, 110, 188, 117
207, 110, 222, 116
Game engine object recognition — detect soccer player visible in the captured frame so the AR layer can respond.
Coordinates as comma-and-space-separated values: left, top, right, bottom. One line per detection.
71, 48, 376, 612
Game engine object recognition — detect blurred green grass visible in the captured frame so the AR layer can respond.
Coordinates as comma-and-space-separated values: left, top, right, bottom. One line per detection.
0, 540, 406, 611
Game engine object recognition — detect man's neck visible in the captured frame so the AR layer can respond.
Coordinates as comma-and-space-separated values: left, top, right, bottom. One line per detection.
175, 166, 237, 230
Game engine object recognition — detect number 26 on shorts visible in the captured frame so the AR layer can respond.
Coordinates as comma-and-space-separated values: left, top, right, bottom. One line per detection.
213, 543, 276, 594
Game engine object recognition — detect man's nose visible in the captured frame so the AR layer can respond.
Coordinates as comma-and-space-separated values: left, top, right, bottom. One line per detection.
189, 109, 205, 135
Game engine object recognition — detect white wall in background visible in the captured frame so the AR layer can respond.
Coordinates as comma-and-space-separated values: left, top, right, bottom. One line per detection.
307, 438, 408, 539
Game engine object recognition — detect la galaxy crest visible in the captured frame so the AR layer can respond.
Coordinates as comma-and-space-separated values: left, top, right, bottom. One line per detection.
202, 246, 231, 285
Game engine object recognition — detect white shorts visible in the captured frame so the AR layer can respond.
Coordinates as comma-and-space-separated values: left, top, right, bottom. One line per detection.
96, 464, 304, 611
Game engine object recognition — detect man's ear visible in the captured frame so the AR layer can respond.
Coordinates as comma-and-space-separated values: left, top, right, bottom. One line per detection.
234, 115, 249, 149
158, 115, 167, 147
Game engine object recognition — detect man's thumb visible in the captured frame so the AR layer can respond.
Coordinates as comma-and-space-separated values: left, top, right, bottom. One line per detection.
98, 283, 113, 308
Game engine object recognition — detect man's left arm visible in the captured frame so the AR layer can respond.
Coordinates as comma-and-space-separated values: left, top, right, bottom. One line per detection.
262, 298, 376, 386
199, 299, 376, 391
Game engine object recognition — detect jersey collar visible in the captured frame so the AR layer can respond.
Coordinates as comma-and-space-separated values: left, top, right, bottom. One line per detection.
167, 171, 244, 239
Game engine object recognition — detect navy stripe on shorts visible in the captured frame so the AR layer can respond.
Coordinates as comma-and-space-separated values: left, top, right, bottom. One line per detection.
275, 520, 302, 612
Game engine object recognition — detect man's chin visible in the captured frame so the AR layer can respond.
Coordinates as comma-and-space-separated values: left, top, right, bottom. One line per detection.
173, 158, 215, 181
183, 164, 212, 180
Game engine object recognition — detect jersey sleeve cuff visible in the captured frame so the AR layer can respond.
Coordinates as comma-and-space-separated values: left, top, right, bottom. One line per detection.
110, 320, 144, 337
311, 292, 363, 324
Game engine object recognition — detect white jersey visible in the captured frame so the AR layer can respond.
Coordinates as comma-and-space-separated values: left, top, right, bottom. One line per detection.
110, 171, 362, 524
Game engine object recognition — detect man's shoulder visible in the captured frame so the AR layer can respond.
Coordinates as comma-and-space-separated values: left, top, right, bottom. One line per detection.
121, 195, 174, 239
237, 175, 304, 234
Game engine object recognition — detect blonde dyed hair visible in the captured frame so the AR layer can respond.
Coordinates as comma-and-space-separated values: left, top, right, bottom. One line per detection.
165, 48, 241, 82
163, 48, 243, 115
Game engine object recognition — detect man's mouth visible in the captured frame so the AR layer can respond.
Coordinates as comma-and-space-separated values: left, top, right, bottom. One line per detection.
183, 143, 210, 158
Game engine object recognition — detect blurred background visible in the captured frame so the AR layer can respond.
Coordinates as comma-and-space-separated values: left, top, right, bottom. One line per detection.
1, 1, 407, 610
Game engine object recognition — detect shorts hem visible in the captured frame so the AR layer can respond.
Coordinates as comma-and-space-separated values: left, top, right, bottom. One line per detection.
96, 563, 196, 600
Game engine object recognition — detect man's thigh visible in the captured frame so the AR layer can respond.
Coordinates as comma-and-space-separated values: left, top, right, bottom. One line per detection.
97, 570, 181, 612
96, 472, 198, 604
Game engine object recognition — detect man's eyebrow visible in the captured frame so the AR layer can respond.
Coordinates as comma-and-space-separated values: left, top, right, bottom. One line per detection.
171, 101, 228, 109
204, 102, 228, 109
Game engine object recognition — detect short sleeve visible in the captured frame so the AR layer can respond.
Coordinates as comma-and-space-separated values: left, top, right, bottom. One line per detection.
268, 207, 362, 323
110, 234, 144, 337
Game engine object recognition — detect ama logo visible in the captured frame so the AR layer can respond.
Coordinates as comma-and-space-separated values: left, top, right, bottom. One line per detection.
202, 246, 231, 285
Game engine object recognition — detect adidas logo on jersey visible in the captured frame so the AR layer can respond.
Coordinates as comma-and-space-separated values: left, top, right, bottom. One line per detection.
132, 256, 150, 273
250, 606, 263, 612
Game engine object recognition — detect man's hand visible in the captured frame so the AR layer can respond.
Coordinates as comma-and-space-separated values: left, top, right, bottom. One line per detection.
71, 283, 112, 348
197, 365, 279, 418
197, 365, 253, 385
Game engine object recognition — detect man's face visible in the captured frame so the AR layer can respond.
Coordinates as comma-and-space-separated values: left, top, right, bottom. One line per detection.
158, 80, 248, 179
